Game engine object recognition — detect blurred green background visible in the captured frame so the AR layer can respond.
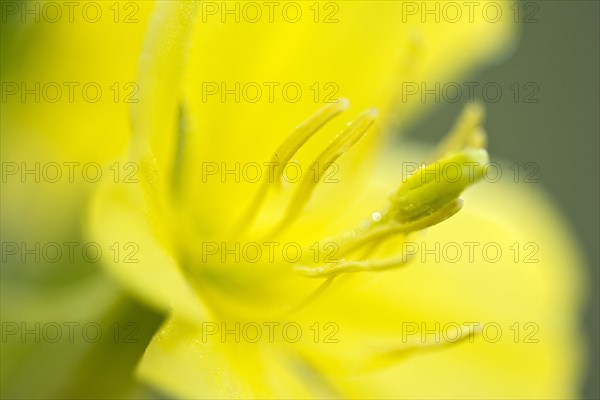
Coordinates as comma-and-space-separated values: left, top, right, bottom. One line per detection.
410, 1, 599, 398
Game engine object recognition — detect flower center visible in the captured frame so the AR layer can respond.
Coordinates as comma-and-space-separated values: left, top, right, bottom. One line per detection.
177, 102, 490, 360
224, 100, 488, 281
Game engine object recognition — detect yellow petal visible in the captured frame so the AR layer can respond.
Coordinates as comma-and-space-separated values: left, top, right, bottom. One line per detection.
137, 316, 342, 399
292, 158, 584, 398
134, 148, 584, 398
131, 1, 516, 232
87, 178, 209, 322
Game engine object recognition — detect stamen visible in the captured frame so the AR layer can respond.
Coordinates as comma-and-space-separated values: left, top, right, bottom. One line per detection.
296, 201, 461, 279
334, 199, 463, 259
432, 102, 486, 160
295, 149, 487, 278
467, 126, 487, 149
270, 108, 378, 236
294, 255, 414, 278
233, 100, 349, 234
389, 148, 488, 224
286, 276, 336, 315
271, 99, 350, 185
363, 324, 482, 371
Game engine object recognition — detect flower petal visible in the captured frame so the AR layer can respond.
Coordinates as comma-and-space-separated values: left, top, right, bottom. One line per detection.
289, 156, 584, 399
87, 179, 210, 321
137, 316, 343, 399
132, 1, 516, 232
137, 148, 584, 398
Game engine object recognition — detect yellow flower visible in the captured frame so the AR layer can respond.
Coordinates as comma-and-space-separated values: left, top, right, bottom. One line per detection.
86, 1, 583, 398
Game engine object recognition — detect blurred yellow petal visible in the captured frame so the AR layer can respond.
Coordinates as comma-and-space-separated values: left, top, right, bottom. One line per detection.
291, 157, 584, 399
99, 0, 517, 307
135, 153, 583, 398
127, 1, 516, 233
138, 316, 342, 399
88, 179, 209, 322
1, 0, 153, 251
83, 1, 583, 399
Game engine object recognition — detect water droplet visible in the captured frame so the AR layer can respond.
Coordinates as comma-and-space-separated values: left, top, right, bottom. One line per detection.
371, 211, 382, 222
